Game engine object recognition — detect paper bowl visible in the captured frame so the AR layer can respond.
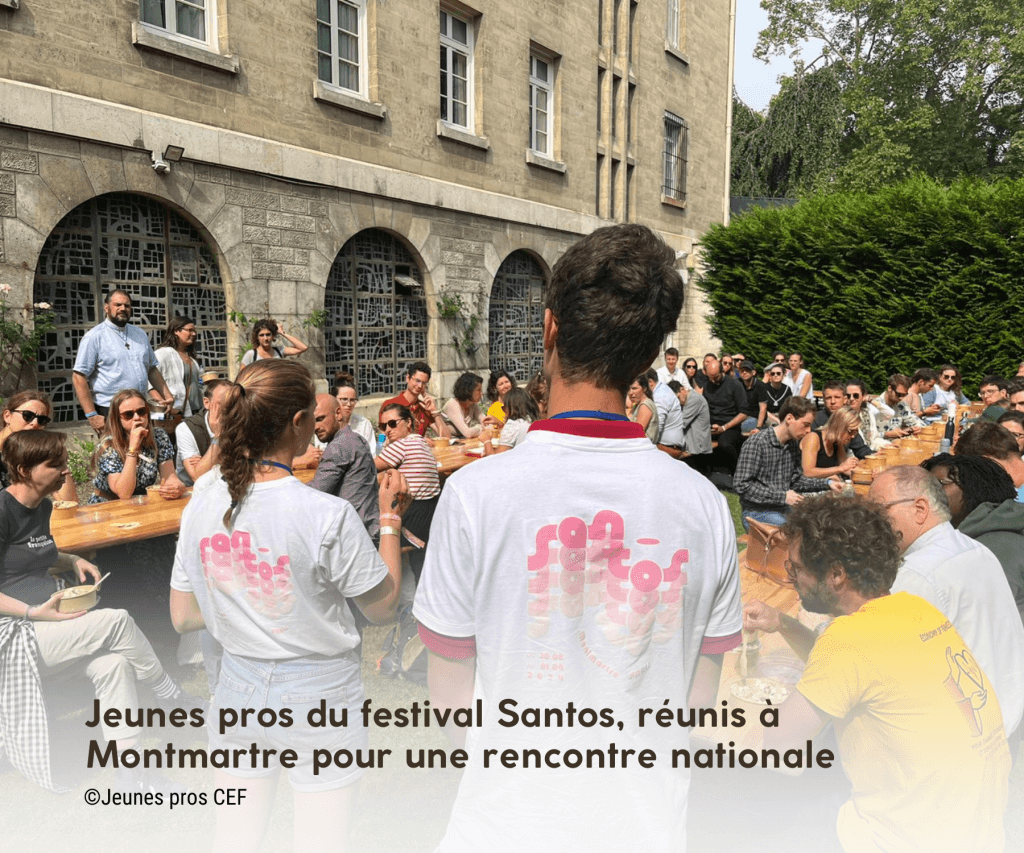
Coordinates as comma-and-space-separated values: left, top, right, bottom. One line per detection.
54, 586, 99, 613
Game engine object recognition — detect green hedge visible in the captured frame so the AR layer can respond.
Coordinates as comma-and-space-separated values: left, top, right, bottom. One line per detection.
697, 176, 1024, 395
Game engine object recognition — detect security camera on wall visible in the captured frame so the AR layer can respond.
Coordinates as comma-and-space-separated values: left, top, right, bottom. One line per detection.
151, 152, 171, 174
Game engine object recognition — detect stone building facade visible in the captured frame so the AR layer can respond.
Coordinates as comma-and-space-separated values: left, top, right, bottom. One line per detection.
0, 0, 732, 420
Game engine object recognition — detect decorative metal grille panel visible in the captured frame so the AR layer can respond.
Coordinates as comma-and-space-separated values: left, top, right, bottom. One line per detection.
488, 251, 546, 382
324, 229, 427, 397
34, 193, 228, 423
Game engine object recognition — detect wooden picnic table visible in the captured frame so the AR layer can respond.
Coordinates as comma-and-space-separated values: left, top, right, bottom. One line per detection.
51, 467, 317, 553
432, 436, 488, 477
50, 433, 488, 554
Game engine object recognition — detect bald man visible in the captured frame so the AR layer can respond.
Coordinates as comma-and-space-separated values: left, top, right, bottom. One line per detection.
869, 465, 1024, 739
309, 393, 380, 541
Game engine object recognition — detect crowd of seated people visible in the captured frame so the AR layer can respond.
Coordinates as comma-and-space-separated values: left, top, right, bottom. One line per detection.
5, 305, 1024, 852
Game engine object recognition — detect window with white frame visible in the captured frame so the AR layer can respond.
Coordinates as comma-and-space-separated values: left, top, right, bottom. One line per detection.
663, 112, 688, 203
440, 8, 473, 128
140, 0, 212, 45
666, 0, 680, 50
529, 53, 553, 156
317, 0, 365, 95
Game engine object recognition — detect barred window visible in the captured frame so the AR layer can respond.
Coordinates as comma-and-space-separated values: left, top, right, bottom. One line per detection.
489, 251, 546, 382
663, 112, 688, 203
324, 230, 428, 398
316, 0, 365, 95
34, 193, 227, 423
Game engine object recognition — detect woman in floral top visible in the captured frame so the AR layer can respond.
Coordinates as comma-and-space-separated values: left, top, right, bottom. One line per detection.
89, 389, 185, 503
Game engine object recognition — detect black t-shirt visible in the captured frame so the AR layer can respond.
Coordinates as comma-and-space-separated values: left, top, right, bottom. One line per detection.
0, 490, 58, 605
739, 378, 763, 418
757, 382, 793, 415
702, 376, 747, 426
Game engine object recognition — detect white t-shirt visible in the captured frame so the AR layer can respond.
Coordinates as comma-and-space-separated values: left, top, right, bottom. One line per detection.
656, 365, 691, 389
497, 418, 531, 449
414, 419, 743, 852
349, 413, 377, 456
171, 475, 387, 659
893, 522, 1024, 735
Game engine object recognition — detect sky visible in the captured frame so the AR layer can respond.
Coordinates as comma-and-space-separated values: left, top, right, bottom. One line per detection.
733, 0, 813, 112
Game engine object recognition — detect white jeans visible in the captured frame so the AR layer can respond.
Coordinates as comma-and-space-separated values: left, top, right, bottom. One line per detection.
34, 608, 167, 741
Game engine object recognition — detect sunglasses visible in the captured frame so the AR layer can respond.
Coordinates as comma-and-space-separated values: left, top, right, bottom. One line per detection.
770, 372, 783, 377
845, 393, 862, 400
379, 418, 408, 430
684, 363, 696, 370
119, 406, 149, 420
14, 410, 52, 426
941, 373, 956, 380
892, 390, 908, 398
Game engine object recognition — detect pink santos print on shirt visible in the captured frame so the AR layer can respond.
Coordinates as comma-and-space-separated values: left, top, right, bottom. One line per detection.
200, 529, 295, 619
527, 510, 689, 657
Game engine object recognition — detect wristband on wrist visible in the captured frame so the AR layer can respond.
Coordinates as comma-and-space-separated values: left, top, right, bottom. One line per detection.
379, 526, 400, 538
24, 603, 33, 620
380, 513, 401, 522
126, 450, 139, 458
85, 411, 98, 419
210, 438, 220, 445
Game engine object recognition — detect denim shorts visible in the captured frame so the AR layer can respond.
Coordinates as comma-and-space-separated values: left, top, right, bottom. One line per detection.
208, 648, 368, 792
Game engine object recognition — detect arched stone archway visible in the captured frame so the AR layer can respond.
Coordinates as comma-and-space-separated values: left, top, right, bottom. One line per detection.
487, 250, 547, 382
324, 228, 428, 397
33, 192, 228, 422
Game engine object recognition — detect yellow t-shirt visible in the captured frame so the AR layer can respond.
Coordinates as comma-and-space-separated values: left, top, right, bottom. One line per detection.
486, 400, 505, 423
798, 592, 1010, 853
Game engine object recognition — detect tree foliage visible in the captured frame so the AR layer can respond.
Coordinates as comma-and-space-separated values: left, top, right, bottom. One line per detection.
731, 67, 843, 197
697, 176, 1024, 394
739, 0, 1024, 193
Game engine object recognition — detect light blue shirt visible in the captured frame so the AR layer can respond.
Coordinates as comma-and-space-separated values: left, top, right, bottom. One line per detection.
652, 381, 685, 448
73, 318, 158, 407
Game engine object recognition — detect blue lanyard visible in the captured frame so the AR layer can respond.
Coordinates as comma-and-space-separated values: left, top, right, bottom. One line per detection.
549, 409, 629, 422
258, 459, 293, 474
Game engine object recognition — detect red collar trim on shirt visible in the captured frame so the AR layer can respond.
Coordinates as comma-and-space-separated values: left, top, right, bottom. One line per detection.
528, 418, 645, 439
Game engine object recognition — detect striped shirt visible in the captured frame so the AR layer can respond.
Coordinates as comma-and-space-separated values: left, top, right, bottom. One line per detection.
378, 435, 441, 500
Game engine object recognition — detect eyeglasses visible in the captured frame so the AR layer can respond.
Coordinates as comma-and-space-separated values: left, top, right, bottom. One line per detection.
379, 418, 407, 430
14, 410, 51, 426
880, 497, 916, 510
337, 398, 358, 407
783, 558, 803, 582
119, 406, 149, 420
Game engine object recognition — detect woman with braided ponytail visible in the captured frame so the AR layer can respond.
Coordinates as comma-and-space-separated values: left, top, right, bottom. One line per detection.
169, 359, 408, 853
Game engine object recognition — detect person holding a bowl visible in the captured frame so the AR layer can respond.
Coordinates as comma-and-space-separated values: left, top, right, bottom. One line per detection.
0, 430, 197, 794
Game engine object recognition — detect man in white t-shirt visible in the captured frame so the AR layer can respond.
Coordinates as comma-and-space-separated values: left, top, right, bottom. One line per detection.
656, 346, 690, 388
869, 465, 1024, 738
414, 224, 743, 853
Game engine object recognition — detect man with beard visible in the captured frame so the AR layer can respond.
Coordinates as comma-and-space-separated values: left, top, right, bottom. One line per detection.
309, 393, 380, 541
72, 289, 174, 434
744, 495, 1011, 853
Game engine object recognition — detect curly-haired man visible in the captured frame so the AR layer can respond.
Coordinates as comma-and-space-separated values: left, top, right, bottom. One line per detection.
745, 495, 1011, 853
